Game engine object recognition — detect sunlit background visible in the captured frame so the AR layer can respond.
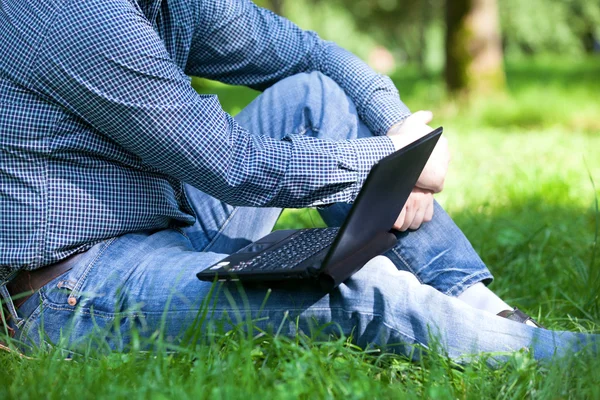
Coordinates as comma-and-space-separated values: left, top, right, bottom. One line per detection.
254, 0, 599, 84
193, 0, 600, 321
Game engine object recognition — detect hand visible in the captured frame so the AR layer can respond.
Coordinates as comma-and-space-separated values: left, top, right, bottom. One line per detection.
386, 110, 450, 193
393, 187, 434, 232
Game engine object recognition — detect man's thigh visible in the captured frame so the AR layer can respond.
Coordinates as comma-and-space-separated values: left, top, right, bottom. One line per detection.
12, 229, 420, 354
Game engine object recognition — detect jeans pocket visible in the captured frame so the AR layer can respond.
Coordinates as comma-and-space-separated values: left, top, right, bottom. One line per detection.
16, 299, 45, 349
41, 238, 117, 308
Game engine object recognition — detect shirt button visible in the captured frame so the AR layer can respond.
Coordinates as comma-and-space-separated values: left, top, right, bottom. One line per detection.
68, 297, 77, 306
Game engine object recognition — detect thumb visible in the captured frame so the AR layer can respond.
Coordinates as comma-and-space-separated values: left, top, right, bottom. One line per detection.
410, 110, 433, 125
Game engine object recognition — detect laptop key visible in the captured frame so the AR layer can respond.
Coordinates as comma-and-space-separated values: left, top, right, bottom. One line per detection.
233, 228, 339, 272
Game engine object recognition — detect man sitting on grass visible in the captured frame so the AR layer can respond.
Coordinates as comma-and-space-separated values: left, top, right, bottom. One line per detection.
0, 0, 597, 359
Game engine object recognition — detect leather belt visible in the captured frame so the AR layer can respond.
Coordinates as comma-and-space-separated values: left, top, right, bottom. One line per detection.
6, 257, 76, 309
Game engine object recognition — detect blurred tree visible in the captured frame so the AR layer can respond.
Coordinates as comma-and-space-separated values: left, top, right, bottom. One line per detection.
499, 0, 600, 56
264, 0, 285, 15
270, 0, 284, 16
445, 0, 506, 95
321, 0, 438, 69
326, 0, 506, 96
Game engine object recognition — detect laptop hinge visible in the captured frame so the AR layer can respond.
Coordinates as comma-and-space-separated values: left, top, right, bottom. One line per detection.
318, 232, 398, 291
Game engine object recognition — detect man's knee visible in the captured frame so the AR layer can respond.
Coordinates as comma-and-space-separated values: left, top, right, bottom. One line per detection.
273, 71, 351, 116
352, 255, 421, 285
340, 256, 423, 313
277, 71, 342, 94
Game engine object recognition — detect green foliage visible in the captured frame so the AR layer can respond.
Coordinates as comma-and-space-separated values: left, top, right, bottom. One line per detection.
282, 1, 378, 61
326, 0, 444, 64
257, 0, 600, 70
386, 56, 600, 133
500, 0, 600, 56
1, 319, 600, 398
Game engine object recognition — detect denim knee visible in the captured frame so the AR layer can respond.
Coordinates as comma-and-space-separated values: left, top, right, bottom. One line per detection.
263, 71, 365, 139
329, 256, 437, 353
339, 256, 423, 323
385, 201, 493, 296
276, 71, 343, 97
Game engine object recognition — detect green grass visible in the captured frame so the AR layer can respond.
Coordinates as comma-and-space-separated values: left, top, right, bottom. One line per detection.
2, 57, 600, 399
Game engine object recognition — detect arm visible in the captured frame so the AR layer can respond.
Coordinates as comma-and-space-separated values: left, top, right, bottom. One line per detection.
33, 0, 395, 208
185, 0, 411, 136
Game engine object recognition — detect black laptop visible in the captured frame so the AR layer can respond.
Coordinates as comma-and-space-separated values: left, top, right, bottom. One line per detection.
197, 127, 443, 291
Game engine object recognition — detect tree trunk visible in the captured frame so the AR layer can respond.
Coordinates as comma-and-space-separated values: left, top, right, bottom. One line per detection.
444, 0, 505, 96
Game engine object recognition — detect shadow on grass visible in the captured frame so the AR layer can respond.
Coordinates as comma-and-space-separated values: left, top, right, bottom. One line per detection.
450, 193, 599, 327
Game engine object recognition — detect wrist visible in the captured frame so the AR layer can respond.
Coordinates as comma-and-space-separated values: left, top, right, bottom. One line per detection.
386, 120, 406, 137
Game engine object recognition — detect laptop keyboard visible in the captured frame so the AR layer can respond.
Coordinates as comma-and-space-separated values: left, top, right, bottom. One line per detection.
229, 228, 339, 272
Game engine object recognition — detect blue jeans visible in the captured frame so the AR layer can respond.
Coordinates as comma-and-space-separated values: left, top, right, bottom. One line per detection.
7, 72, 597, 360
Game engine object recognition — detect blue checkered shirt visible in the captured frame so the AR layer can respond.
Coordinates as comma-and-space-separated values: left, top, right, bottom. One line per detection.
0, 0, 410, 279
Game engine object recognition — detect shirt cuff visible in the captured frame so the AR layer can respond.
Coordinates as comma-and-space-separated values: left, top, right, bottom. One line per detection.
362, 75, 412, 136
338, 135, 396, 202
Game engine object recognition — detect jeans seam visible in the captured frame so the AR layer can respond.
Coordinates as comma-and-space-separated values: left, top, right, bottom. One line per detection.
17, 300, 44, 344
27, 303, 394, 323
0, 285, 24, 326
38, 293, 129, 319
68, 237, 117, 302
19, 302, 427, 351
391, 248, 424, 284
444, 271, 494, 297
36, 305, 373, 319
202, 207, 239, 252
381, 320, 425, 351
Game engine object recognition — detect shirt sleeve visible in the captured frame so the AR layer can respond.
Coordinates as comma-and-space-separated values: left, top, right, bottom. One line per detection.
185, 0, 411, 136
32, 0, 396, 208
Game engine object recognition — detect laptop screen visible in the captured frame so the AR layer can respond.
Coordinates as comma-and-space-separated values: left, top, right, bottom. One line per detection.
321, 127, 443, 287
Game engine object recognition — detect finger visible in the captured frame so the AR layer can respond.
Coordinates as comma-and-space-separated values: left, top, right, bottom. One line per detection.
393, 205, 407, 231
410, 110, 433, 125
409, 199, 427, 230
401, 199, 417, 231
423, 195, 434, 222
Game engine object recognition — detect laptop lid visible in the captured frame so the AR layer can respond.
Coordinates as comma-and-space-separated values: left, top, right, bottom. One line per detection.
319, 127, 443, 289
